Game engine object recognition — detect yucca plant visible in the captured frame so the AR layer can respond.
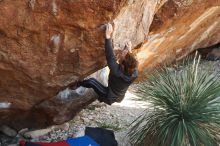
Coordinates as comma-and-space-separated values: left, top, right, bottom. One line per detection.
129, 56, 220, 146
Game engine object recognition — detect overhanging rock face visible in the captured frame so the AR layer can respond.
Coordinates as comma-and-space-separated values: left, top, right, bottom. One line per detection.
136, 0, 220, 75
0, 0, 219, 130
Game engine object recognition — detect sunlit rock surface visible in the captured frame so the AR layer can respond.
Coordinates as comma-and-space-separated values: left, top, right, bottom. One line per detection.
0, 0, 219, 130
136, 0, 220, 75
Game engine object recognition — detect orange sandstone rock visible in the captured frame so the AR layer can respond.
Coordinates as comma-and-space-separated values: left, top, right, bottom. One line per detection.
0, 0, 219, 130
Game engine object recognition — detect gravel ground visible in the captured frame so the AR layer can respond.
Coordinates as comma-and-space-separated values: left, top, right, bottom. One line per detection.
34, 90, 149, 146
0, 60, 219, 146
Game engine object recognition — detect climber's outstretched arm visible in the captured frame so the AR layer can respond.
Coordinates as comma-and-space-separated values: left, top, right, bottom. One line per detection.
105, 23, 119, 75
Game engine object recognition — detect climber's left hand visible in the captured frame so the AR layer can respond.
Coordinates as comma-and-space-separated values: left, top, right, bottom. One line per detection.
105, 23, 113, 39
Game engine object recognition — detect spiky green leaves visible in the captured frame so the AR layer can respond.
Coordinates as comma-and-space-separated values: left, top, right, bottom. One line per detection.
129, 59, 220, 146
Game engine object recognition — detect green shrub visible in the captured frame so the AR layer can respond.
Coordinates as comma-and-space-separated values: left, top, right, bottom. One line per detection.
129, 58, 220, 146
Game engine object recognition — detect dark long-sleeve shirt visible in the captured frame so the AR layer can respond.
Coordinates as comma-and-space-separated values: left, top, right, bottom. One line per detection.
105, 39, 138, 103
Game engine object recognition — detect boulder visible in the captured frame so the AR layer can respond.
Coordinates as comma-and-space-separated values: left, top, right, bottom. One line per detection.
0, 0, 219, 130
136, 0, 220, 75
206, 43, 220, 61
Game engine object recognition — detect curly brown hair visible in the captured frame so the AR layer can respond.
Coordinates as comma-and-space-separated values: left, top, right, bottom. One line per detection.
120, 52, 138, 76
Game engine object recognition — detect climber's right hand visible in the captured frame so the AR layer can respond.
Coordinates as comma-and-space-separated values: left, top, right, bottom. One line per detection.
125, 41, 132, 53
105, 23, 113, 39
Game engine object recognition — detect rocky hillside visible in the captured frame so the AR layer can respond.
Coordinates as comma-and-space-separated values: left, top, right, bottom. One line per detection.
0, 0, 219, 130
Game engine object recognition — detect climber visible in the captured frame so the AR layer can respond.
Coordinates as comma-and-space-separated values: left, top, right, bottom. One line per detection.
69, 23, 138, 105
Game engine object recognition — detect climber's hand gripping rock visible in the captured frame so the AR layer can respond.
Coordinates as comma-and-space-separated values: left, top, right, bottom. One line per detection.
105, 23, 113, 39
